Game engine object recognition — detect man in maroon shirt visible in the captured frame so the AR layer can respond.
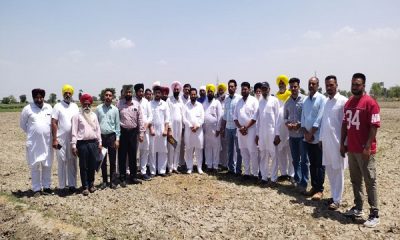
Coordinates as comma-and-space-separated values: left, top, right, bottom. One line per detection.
341, 73, 381, 228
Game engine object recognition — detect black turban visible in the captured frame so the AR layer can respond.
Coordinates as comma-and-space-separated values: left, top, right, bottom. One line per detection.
32, 88, 45, 98
134, 83, 144, 92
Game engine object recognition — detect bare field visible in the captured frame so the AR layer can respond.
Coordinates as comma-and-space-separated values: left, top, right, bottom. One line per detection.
1, 102, 400, 239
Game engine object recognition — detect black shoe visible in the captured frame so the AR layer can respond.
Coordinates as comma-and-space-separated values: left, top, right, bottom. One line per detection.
159, 173, 167, 177
260, 180, 269, 188
100, 182, 108, 190
130, 178, 142, 184
277, 175, 288, 182
141, 174, 151, 181
42, 188, 54, 195
120, 181, 127, 188
242, 175, 251, 181
110, 183, 117, 189
172, 169, 181, 174
68, 186, 77, 194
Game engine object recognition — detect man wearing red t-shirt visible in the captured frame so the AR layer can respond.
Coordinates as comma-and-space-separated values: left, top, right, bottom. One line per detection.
340, 73, 380, 228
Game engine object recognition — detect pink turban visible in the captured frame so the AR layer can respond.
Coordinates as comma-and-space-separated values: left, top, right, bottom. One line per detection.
170, 81, 182, 91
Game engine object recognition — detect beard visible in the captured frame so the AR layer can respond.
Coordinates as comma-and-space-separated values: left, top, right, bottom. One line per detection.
82, 107, 96, 128
351, 89, 363, 96
173, 92, 180, 98
207, 95, 214, 101
125, 95, 132, 101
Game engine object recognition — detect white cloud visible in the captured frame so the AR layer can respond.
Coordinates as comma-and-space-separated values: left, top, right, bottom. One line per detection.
333, 26, 356, 38
302, 30, 322, 40
367, 27, 400, 40
110, 38, 135, 49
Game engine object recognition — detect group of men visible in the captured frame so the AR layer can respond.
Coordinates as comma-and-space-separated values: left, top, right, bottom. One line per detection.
19, 72, 381, 228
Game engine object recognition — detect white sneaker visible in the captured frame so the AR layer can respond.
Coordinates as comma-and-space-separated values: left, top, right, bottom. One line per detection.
187, 170, 192, 174
198, 169, 204, 174
364, 215, 380, 228
344, 207, 364, 217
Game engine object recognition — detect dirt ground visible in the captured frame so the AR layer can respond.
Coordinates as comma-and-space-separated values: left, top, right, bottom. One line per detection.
1, 101, 399, 239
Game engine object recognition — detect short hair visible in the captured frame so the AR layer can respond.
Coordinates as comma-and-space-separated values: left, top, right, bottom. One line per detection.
190, 88, 197, 94
104, 88, 114, 95
325, 75, 337, 83
241, 81, 250, 89
183, 83, 191, 89
228, 79, 237, 87
352, 73, 366, 84
145, 88, 152, 93
254, 82, 263, 91
289, 78, 300, 85
153, 85, 162, 92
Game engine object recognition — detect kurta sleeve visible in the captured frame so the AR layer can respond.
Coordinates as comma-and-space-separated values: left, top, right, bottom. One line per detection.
20, 106, 29, 133
274, 100, 280, 136
71, 115, 79, 148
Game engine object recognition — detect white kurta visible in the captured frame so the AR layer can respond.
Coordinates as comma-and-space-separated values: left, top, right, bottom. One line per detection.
233, 95, 259, 152
167, 96, 184, 143
203, 98, 222, 148
52, 101, 79, 188
138, 97, 153, 150
255, 96, 280, 151
150, 100, 170, 153
183, 101, 204, 149
320, 93, 348, 169
20, 103, 53, 167
277, 100, 290, 150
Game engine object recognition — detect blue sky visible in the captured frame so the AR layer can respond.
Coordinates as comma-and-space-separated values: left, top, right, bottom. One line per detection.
1, 0, 399, 101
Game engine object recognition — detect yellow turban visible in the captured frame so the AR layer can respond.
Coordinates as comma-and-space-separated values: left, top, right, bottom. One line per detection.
62, 84, 74, 95
276, 74, 289, 86
217, 83, 227, 92
206, 84, 216, 93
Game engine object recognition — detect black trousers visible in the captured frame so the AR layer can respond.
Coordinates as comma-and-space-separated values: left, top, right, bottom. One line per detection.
118, 127, 138, 181
77, 139, 98, 189
101, 133, 117, 183
304, 142, 325, 192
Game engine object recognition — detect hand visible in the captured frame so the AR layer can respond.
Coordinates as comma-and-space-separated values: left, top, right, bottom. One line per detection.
98, 144, 102, 153
285, 123, 293, 130
72, 147, 78, 157
162, 129, 168, 137
150, 128, 155, 136
167, 129, 173, 137
191, 125, 198, 133
362, 146, 371, 161
304, 132, 314, 143
220, 129, 225, 138
139, 135, 144, 142
255, 135, 259, 145
114, 140, 119, 149
216, 130, 220, 137
294, 123, 301, 130
273, 135, 281, 146
340, 144, 347, 158
52, 139, 59, 149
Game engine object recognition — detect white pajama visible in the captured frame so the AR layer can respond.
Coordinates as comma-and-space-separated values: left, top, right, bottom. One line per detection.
203, 99, 223, 170
205, 146, 220, 169
240, 148, 258, 176
167, 96, 184, 172
325, 164, 344, 203
260, 149, 278, 181
276, 99, 294, 177
149, 152, 168, 174
137, 97, 153, 175
185, 147, 203, 172
57, 149, 78, 188
320, 93, 348, 203
30, 162, 52, 192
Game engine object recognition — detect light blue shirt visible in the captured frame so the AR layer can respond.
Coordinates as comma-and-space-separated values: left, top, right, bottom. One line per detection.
301, 92, 326, 144
95, 103, 121, 140
223, 93, 241, 129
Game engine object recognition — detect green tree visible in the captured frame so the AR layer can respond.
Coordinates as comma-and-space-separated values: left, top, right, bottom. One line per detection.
8, 95, 17, 103
19, 94, 27, 103
369, 82, 384, 97
48, 93, 57, 104
99, 88, 116, 102
300, 88, 306, 95
1, 97, 10, 104
388, 85, 400, 98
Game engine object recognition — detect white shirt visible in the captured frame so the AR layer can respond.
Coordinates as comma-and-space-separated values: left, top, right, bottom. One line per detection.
150, 99, 170, 153
203, 98, 223, 148
254, 95, 280, 151
137, 97, 153, 150
320, 92, 348, 169
167, 96, 184, 141
183, 101, 204, 148
52, 101, 79, 139
234, 95, 259, 151
20, 103, 53, 167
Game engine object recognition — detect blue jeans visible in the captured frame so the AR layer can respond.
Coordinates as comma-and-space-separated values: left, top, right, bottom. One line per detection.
226, 128, 242, 174
304, 142, 325, 192
289, 137, 309, 188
